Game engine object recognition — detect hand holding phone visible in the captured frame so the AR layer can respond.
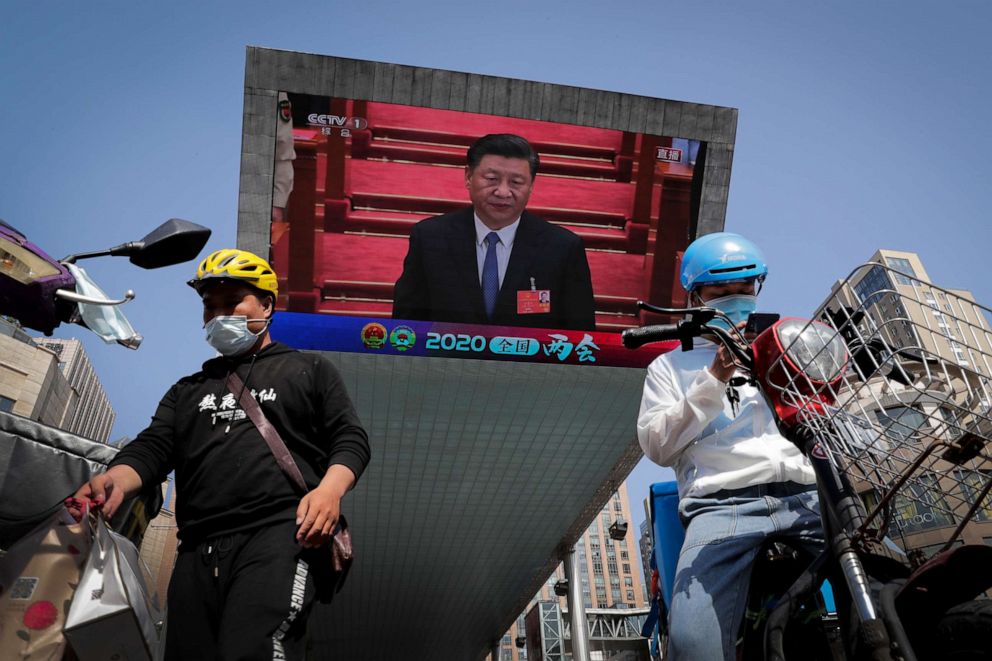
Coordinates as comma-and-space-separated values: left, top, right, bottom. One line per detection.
745, 312, 780, 336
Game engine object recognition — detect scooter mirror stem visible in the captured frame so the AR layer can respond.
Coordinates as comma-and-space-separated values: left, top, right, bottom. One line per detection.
61, 241, 139, 264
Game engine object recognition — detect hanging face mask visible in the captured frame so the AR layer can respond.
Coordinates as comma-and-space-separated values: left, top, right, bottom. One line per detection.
700, 294, 757, 332
204, 316, 269, 356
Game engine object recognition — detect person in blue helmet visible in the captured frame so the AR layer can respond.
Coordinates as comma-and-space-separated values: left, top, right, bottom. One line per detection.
636, 232, 824, 661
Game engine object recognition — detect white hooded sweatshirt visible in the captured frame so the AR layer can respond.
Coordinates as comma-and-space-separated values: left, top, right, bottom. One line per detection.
637, 338, 815, 500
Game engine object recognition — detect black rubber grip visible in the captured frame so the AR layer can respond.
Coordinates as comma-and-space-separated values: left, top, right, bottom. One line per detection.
621, 324, 682, 349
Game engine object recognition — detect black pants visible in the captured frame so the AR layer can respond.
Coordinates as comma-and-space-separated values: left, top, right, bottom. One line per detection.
165, 520, 317, 661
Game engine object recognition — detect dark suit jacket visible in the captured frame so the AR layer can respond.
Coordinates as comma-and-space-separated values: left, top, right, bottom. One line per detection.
392, 208, 596, 330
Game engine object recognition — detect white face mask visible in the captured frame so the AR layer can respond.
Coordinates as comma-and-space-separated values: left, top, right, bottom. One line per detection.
204, 315, 269, 356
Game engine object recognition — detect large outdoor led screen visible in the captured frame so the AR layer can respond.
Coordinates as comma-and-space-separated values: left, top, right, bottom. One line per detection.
266, 93, 706, 368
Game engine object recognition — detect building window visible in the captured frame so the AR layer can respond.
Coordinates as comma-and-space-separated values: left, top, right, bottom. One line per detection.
957, 469, 992, 522
854, 265, 893, 304
865, 474, 953, 534
900, 475, 955, 532
627, 590, 635, 602
950, 341, 969, 366
624, 577, 633, 587
915, 539, 963, 561
622, 563, 631, 574
0, 396, 14, 413
875, 406, 928, 442
885, 257, 917, 285
41, 342, 65, 358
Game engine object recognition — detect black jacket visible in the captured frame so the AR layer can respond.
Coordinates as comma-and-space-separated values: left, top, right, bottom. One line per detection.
110, 342, 370, 542
392, 208, 596, 330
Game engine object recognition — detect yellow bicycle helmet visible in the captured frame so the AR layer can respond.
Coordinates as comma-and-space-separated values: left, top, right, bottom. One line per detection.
188, 249, 278, 297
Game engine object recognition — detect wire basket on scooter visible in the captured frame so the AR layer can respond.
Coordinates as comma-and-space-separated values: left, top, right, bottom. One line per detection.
762, 262, 992, 557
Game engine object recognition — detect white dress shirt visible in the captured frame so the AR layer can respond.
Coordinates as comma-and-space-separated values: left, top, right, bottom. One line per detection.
474, 213, 519, 289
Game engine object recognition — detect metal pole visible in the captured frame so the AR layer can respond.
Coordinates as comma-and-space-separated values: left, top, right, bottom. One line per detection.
563, 547, 591, 661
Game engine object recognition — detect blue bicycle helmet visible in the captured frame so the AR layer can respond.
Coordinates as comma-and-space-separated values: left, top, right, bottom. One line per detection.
680, 232, 768, 292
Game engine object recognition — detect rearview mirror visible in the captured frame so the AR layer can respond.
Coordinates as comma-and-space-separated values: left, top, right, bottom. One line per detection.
62, 218, 212, 269
124, 218, 212, 269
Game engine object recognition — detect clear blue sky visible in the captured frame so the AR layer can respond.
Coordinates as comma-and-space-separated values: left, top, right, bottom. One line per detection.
3, 1, 990, 562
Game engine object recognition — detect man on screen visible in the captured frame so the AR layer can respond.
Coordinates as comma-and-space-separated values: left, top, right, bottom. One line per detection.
392, 133, 596, 330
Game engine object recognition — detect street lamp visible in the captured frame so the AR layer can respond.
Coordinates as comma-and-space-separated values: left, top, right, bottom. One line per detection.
608, 518, 628, 541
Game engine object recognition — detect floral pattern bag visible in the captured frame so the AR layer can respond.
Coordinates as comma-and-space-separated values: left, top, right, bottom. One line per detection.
0, 507, 90, 660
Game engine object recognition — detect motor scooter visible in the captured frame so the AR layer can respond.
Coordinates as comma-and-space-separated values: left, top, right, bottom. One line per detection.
0, 217, 210, 548
625, 261, 992, 660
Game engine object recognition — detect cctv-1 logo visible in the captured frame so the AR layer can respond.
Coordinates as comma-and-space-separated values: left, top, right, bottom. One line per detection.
306, 114, 369, 137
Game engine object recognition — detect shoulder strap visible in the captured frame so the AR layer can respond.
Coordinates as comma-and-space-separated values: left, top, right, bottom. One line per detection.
226, 371, 308, 494
227, 371, 354, 587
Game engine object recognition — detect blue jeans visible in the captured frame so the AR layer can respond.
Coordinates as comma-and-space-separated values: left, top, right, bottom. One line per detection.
668, 482, 824, 661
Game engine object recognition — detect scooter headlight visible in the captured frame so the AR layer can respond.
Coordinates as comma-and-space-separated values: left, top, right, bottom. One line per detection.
751, 318, 850, 429
0, 236, 60, 285
776, 319, 848, 384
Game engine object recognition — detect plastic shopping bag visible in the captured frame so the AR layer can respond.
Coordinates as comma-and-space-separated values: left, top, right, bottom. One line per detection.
0, 507, 91, 660
64, 516, 163, 660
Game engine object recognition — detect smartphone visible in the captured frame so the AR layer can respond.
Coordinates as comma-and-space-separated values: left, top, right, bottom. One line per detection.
745, 312, 780, 335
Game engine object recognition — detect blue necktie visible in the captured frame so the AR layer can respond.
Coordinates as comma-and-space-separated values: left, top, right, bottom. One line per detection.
482, 231, 500, 319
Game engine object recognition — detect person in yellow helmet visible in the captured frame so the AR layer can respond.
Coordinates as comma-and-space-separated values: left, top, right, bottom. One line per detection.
187, 248, 280, 357
72, 249, 371, 660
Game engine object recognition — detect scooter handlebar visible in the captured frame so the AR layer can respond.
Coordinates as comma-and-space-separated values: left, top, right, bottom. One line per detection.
621, 324, 684, 349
